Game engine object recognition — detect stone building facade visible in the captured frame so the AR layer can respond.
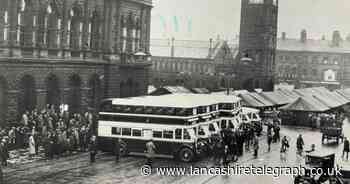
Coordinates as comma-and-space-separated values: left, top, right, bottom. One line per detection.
237, 0, 278, 91
149, 38, 238, 91
0, 0, 152, 124
275, 30, 350, 90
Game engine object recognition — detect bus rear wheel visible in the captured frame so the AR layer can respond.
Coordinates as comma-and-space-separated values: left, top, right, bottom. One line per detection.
178, 147, 194, 162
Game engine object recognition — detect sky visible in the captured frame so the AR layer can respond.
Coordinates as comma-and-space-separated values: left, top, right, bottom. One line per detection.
151, 0, 350, 41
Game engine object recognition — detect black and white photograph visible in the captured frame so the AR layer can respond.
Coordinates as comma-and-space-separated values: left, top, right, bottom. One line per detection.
0, 0, 349, 183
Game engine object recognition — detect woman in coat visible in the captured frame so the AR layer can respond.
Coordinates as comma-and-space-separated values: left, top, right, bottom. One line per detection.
29, 134, 36, 158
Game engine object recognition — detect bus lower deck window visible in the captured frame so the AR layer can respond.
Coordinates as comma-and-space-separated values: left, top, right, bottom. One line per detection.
122, 128, 131, 136
112, 127, 121, 135
184, 129, 190, 140
175, 129, 182, 139
132, 129, 142, 137
153, 131, 162, 138
163, 130, 174, 139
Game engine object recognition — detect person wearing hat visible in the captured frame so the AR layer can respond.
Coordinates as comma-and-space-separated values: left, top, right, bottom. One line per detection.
145, 139, 156, 167
88, 135, 98, 163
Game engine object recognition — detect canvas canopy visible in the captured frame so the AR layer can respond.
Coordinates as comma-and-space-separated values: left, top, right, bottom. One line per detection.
280, 97, 330, 112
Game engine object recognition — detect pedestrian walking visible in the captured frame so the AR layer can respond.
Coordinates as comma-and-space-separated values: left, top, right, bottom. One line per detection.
343, 137, 349, 160
253, 134, 259, 158
89, 135, 98, 163
267, 133, 273, 152
296, 134, 304, 156
29, 134, 36, 159
145, 139, 156, 167
281, 136, 289, 153
223, 145, 230, 167
280, 136, 289, 162
0, 139, 8, 166
114, 138, 121, 163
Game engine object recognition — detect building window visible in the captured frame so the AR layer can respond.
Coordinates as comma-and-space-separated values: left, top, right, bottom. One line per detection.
3, 11, 8, 41
322, 57, 329, 64
90, 11, 101, 51
249, 0, 264, 4
273, 0, 278, 5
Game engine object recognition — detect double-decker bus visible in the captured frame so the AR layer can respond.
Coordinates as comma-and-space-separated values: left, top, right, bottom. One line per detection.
97, 94, 239, 162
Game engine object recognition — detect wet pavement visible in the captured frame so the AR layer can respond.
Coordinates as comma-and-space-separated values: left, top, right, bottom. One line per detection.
4, 120, 350, 184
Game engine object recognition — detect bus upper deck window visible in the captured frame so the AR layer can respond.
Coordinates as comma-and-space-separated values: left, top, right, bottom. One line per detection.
122, 128, 131, 136
175, 128, 182, 140
132, 129, 142, 137
163, 130, 174, 139
183, 129, 191, 140
209, 124, 215, 132
153, 131, 162, 138
111, 127, 121, 135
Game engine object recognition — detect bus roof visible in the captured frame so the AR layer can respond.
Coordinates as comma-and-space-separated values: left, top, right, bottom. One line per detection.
109, 94, 241, 108
242, 107, 260, 114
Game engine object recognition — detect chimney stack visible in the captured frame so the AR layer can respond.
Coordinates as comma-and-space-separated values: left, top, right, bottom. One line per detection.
300, 29, 307, 43
281, 32, 286, 40
170, 37, 175, 57
208, 38, 213, 58
332, 30, 342, 47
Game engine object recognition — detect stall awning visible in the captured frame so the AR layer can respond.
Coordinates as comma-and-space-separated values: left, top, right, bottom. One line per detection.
248, 93, 275, 107
260, 91, 291, 106
279, 97, 330, 112
239, 94, 266, 108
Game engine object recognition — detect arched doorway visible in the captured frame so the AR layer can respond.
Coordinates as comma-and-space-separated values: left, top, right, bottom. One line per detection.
242, 78, 254, 91
126, 79, 133, 97
46, 74, 60, 109
68, 74, 81, 113
134, 82, 140, 97
254, 79, 260, 89
0, 77, 7, 125
88, 74, 102, 111
18, 75, 36, 116
120, 81, 126, 98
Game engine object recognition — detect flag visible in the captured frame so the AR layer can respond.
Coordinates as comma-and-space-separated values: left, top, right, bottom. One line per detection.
173, 16, 179, 32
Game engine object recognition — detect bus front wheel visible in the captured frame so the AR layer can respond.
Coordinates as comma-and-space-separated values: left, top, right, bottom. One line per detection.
178, 147, 194, 162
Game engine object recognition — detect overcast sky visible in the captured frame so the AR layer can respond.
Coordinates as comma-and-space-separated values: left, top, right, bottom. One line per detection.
151, 0, 350, 41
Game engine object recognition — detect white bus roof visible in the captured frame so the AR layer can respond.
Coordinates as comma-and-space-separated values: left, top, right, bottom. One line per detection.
242, 107, 260, 114
110, 94, 241, 108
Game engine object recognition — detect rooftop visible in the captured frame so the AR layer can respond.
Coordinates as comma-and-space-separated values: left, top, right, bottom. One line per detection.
277, 38, 350, 54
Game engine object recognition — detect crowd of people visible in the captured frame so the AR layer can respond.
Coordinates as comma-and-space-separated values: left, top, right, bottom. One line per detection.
0, 104, 97, 166
207, 120, 281, 166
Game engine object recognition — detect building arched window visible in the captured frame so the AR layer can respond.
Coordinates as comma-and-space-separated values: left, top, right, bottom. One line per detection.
90, 10, 101, 51
47, 3, 61, 49
20, 0, 37, 47
120, 15, 127, 53
70, 6, 83, 50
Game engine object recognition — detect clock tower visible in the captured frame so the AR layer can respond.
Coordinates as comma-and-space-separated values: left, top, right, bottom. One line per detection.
237, 0, 278, 91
